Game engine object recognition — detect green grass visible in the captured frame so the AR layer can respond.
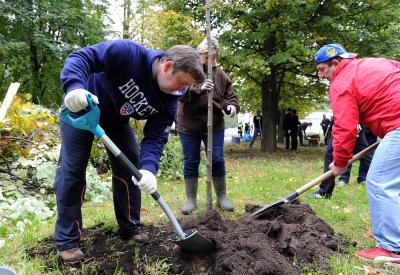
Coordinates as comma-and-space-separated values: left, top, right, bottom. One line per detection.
1, 140, 400, 274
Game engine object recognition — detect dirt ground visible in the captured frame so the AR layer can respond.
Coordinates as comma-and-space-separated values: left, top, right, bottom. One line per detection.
28, 201, 347, 274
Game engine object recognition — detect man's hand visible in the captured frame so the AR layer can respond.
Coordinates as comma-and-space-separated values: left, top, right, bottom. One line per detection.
64, 89, 99, 112
226, 105, 237, 118
287, 130, 291, 134
200, 79, 214, 91
329, 162, 347, 176
132, 169, 157, 194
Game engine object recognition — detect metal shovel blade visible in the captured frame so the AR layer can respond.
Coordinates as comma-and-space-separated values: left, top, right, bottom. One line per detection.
251, 196, 290, 219
168, 229, 215, 253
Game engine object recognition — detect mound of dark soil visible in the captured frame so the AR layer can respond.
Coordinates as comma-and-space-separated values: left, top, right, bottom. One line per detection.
28, 202, 347, 274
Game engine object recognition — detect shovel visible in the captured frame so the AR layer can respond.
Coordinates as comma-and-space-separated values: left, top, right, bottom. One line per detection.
252, 140, 380, 219
60, 94, 214, 253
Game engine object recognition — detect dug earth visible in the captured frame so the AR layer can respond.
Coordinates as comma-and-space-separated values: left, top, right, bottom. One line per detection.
29, 201, 346, 274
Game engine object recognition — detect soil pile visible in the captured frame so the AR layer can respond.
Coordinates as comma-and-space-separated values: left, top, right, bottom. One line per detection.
28, 202, 346, 274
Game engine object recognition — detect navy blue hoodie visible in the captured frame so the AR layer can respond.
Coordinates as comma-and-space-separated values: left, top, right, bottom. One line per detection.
61, 39, 178, 174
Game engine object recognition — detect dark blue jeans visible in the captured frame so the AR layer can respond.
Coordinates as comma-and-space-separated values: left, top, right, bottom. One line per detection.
338, 128, 373, 183
54, 120, 142, 251
318, 135, 335, 196
178, 130, 226, 178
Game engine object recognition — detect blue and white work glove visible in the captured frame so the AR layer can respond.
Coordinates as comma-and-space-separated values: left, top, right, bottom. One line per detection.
64, 89, 99, 112
132, 169, 157, 194
200, 79, 214, 91
226, 105, 237, 118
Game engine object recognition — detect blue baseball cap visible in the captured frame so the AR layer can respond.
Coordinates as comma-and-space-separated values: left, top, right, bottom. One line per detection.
314, 43, 357, 64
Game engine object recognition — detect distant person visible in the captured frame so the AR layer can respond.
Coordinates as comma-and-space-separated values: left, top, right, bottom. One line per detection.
242, 123, 251, 141
365, 126, 378, 145
320, 114, 331, 145
290, 109, 299, 150
299, 122, 312, 146
337, 126, 375, 187
283, 108, 293, 149
238, 121, 243, 138
311, 124, 372, 198
176, 37, 239, 215
249, 110, 262, 149
244, 123, 250, 135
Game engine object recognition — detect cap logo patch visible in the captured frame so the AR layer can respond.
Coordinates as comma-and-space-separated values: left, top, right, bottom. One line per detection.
326, 48, 337, 57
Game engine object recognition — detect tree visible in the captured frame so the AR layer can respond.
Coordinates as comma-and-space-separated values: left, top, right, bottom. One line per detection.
0, 0, 111, 106
162, 0, 400, 151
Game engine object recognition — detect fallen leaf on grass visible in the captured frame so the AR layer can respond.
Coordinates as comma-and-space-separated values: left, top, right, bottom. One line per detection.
141, 208, 148, 213
362, 264, 382, 274
342, 206, 353, 213
363, 230, 374, 239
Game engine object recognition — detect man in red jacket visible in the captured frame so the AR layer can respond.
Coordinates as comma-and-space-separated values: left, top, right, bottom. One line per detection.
314, 43, 400, 263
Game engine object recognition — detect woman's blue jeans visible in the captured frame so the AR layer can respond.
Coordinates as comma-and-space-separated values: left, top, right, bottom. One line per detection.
366, 126, 400, 252
178, 130, 226, 178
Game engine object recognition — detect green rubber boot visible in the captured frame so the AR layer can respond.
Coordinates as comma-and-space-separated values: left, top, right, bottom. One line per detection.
181, 178, 198, 215
213, 176, 234, 211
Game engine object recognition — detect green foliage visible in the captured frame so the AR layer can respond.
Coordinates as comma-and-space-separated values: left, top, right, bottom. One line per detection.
161, 0, 400, 149
0, 96, 112, 238
0, 94, 59, 158
158, 134, 183, 180
214, 0, 400, 106
90, 141, 110, 174
0, 0, 112, 106
123, 2, 203, 49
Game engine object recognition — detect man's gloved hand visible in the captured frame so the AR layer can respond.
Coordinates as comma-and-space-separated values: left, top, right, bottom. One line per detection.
226, 105, 237, 117
200, 79, 214, 91
132, 169, 157, 194
287, 130, 291, 134
329, 162, 347, 176
64, 89, 99, 112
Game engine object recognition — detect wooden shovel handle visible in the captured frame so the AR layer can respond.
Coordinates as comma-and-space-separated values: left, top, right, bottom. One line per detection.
296, 140, 380, 194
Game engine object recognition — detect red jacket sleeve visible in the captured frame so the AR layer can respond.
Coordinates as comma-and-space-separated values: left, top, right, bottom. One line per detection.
329, 86, 359, 167
389, 59, 400, 68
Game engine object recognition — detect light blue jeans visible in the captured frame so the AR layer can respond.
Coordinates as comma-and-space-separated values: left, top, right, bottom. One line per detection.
366, 126, 400, 252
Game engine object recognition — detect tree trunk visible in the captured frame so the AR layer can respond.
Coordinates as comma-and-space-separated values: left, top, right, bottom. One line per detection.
0, 63, 9, 91
260, 34, 280, 151
261, 67, 279, 151
277, 108, 284, 143
122, 0, 131, 39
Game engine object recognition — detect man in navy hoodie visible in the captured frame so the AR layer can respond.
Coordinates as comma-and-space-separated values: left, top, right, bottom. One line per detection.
55, 39, 206, 263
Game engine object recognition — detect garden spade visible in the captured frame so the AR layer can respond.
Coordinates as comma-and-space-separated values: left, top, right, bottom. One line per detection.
252, 140, 380, 219
60, 94, 214, 254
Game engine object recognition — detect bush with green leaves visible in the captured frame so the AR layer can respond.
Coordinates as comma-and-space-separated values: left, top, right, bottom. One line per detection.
0, 96, 112, 239
158, 134, 183, 180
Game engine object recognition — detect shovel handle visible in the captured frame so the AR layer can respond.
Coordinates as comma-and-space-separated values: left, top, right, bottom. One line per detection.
296, 140, 380, 195
99, 134, 186, 240
252, 140, 381, 218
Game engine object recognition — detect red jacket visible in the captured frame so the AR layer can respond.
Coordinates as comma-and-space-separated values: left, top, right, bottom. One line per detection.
329, 57, 400, 167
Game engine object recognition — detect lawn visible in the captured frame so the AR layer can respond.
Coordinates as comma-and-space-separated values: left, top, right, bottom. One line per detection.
1, 139, 399, 274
